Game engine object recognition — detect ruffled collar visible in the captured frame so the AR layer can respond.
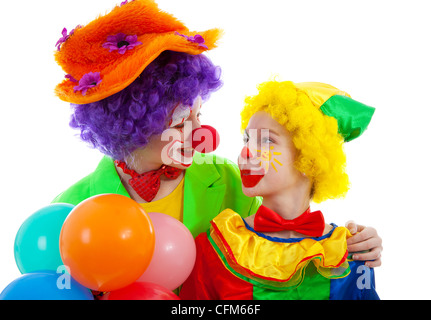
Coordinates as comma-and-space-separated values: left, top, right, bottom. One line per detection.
209, 209, 352, 289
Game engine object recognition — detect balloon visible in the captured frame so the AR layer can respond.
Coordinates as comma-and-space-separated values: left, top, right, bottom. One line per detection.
14, 203, 75, 274
138, 212, 196, 290
192, 125, 220, 153
0, 271, 94, 300
101, 282, 180, 300
59, 194, 155, 292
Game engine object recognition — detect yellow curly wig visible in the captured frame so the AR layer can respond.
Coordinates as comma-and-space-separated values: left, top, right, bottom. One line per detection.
240, 80, 349, 203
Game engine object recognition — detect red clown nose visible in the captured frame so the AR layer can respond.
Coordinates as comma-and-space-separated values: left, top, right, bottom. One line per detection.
192, 125, 220, 153
240, 146, 253, 159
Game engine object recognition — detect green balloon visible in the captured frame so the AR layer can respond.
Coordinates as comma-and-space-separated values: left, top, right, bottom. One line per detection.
14, 203, 75, 274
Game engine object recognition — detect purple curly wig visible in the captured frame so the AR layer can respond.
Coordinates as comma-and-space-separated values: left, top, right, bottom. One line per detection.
69, 51, 222, 160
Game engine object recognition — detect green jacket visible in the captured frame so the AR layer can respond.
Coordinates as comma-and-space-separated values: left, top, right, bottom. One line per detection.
52, 153, 262, 237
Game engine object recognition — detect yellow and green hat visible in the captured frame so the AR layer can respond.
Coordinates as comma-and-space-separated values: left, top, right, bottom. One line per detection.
295, 82, 375, 142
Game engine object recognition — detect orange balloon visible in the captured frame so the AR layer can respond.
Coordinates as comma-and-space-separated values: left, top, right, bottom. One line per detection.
59, 194, 155, 292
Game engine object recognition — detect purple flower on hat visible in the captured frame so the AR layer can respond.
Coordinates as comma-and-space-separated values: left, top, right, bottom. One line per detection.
175, 32, 208, 49
56, 27, 80, 51
56, 28, 69, 51
102, 33, 142, 54
120, 0, 135, 6
73, 72, 102, 96
65, 74, 78, 83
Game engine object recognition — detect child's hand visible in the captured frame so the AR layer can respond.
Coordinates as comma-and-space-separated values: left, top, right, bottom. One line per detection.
345, 221, 383, 268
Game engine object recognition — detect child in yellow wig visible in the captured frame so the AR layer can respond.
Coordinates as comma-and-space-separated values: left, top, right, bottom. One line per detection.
180, 80, 379, 300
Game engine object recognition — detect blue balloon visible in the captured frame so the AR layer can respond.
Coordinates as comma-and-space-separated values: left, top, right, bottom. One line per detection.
14, 203, 75, 274
0, 271, 94, 300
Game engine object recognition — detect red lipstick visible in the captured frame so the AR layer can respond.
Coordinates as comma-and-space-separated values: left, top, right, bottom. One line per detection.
240, 169, 265, 188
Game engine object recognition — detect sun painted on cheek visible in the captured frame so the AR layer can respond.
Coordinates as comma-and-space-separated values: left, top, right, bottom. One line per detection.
255, 146, 283, 173
239, 146, 283, 188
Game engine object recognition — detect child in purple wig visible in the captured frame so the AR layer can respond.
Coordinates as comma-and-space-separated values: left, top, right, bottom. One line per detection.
55, 50, 258, 230
70, 50, 222, 161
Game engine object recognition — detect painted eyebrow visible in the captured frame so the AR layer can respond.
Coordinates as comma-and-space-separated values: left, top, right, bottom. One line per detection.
172, 107, 202, 127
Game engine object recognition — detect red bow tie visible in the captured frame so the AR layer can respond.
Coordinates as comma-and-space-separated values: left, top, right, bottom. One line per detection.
253, 205, 325, 237
115, 160, 183, 202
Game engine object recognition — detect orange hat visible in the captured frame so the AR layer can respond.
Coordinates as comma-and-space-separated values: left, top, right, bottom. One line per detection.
54, 0, 222, 104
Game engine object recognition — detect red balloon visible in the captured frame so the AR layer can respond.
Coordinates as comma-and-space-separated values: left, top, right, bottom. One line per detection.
101, 282, 180, 300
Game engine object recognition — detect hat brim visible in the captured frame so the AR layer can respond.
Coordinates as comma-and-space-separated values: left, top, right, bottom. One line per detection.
54, 0, 223, 104
55, 28, 222, 104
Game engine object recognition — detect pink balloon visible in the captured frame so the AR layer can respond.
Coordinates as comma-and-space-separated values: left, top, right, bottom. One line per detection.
138, 212, 196, 290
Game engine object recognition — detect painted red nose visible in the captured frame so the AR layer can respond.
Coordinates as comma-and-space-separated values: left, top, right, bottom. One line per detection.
191, 125, 220, 153
240, 146, 252, 159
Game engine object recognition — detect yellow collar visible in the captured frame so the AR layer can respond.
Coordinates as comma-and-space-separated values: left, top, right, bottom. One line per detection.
210, 209, 352, 288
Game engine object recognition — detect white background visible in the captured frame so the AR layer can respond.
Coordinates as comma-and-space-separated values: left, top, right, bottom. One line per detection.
1, 0, 430, 299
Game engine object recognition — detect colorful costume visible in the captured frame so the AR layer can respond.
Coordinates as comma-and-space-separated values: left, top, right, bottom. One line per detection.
50, 1, 381, 300
52, 153, 262, 238
180, 209, 379, 300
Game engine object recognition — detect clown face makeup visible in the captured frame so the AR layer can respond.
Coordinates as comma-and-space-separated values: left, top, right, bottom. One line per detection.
160, 97, 202, 167
238, 111, 309, 198
239, 146, 266, 188
169, 103, 193, 128
165, 136, 194, 167
238, 126, 272, 185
